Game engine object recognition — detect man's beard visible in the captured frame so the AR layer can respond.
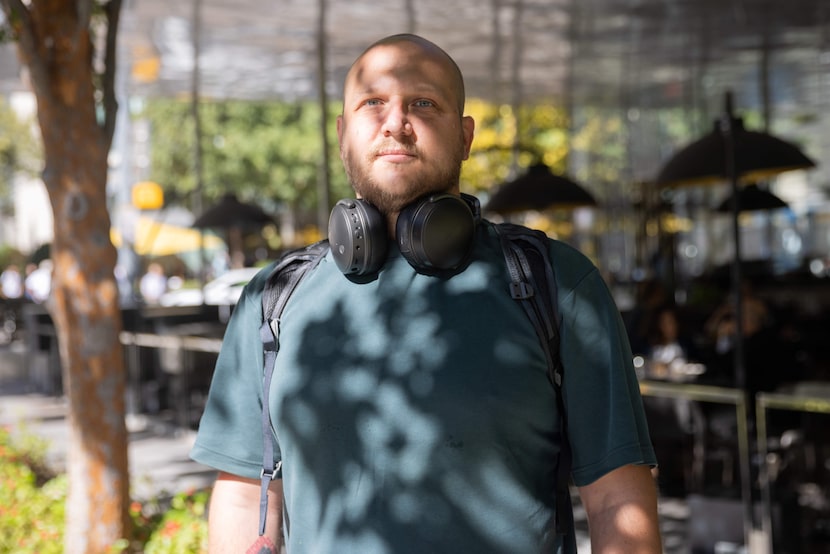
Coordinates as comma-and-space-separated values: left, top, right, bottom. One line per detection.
342, 142, 464, 216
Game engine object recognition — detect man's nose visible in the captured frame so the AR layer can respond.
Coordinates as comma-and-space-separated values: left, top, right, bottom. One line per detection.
381, 104, 413, 137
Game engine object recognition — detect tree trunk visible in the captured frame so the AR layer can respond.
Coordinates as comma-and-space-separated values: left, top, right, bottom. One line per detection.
43, 97, 131, 554
2, 1, 131, 552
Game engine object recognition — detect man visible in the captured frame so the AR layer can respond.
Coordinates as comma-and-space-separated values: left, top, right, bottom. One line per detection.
191, 34, 662, 553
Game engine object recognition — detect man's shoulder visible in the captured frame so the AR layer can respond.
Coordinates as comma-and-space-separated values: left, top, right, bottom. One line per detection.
480, 219, 596, 272
241, 260, 279, 297
246, 242, 337, 312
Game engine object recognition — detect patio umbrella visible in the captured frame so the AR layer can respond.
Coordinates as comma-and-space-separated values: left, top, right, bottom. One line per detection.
192, 193, 275, 229
484, 163, 597, 214
193, 194, 276, 267
655, 93, 816, 542
656, 119, 815, 188
713, 184, 790, 276
714, 183, 789, 213
656, 93, 814, 391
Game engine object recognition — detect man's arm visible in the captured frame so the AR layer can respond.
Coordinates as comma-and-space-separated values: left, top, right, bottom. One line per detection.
577, 464, 662, 554
208, 472, 283, 554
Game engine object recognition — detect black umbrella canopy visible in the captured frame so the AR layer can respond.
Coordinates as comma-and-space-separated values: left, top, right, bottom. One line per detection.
484, 163, 597, 215
715, 183, 789, 213
656, 117, 815, 188
193, 193, 275, 229
28, 242, 51, 265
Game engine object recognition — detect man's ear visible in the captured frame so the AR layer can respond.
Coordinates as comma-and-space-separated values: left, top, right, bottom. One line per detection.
336, 115, 344, 145
461, 115, 475, 160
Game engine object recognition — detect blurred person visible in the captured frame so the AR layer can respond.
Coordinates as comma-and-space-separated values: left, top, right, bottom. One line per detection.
644, 305, 702, 381
624, 278, 671, 356
640, 304, 705, 496
0, 264, 23, 299
703, 280, 787, 394
705, 280, 771, 355
139, 262, 168, 304
24, 260, 52, 304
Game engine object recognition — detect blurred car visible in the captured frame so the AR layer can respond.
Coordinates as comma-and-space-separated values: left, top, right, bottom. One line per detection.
158, 267, 261, 307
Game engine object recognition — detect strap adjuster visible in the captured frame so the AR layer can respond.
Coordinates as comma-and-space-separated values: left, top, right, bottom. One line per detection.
509, 281, 534, 300
260, 460, 282, 480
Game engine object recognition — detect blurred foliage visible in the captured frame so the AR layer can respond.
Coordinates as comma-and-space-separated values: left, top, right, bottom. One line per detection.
139, 99, 351, 229
141, 97, 571, 226
462, 99, 570, 195
0, 425, 64, 554
0, 425, 209, 554
569, 107, 627, 199
0, 97, 42, 212
127, 489, 208, 554
0, 244, 25, 269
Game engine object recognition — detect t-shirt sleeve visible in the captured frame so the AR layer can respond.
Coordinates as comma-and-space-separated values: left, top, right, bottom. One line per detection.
189, 266, 279, 479
552, 243, 657, 487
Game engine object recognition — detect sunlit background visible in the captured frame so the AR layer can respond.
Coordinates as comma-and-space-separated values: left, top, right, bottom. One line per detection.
0, 0, 828, 302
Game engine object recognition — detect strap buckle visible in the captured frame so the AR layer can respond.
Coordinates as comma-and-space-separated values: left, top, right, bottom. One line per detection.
260, 460, 282, 480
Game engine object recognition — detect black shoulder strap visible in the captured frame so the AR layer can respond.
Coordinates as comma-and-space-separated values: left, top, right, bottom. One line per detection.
257, 239, 329, 536
495, 222, 573, 539
495, 223, 561, 384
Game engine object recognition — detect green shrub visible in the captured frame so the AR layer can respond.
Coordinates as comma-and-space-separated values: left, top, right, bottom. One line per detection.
0, 426, 65, 553
0, 425, 209, 554
141, 489, 209, 554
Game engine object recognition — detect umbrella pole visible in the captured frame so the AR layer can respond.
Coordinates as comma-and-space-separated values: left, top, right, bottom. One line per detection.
722, 100, 747, 400
721, 92, 759, 550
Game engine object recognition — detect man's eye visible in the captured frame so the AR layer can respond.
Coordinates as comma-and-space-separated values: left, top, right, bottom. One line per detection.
364, 99, 382, 106
413, 99, 434, 108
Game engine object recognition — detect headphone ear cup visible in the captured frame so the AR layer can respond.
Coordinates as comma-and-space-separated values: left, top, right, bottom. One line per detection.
396, 194, 477, 273
328, 199, 388, 275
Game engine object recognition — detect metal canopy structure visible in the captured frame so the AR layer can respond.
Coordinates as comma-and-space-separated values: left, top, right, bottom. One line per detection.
105, 0, 830, 192
0, 1, 825, 176
110, 0, 829, 116
0, 0, 827, 237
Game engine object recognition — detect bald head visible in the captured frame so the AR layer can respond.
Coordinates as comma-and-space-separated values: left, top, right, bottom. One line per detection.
336, 33, 476, 216
344, 34, 467, 116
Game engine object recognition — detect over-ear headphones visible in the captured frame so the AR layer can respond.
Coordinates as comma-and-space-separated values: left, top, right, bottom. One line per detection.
328, 193, 480, 276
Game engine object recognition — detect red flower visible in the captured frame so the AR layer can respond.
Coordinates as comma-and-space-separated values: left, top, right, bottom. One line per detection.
161, 520, 182, 537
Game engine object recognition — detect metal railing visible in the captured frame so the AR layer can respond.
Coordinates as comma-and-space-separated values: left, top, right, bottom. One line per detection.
756, 388, 830, 552
638, 380, 754, 549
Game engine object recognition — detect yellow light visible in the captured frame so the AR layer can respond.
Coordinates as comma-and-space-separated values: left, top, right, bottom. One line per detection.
132, 56, 160, 83
131, 181, 164, 211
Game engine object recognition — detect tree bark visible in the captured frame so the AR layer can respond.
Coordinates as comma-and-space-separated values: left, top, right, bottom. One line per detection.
1, 1, 130, 552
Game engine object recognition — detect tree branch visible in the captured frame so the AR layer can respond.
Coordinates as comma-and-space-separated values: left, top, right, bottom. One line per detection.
0, 0, 52, 101
76, 0, 93, 29
101, 0, 122, 150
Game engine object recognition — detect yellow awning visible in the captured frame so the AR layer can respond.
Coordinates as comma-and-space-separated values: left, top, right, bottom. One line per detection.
111, 217, 225, 257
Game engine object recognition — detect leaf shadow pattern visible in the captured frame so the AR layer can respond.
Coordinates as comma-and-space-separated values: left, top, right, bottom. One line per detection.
272, 255, 562, 553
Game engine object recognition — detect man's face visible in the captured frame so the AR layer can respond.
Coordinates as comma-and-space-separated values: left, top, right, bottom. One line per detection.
337, 41, 475, 215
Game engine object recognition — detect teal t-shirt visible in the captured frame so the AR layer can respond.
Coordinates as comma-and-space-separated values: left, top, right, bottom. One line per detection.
191, 222, 656, 553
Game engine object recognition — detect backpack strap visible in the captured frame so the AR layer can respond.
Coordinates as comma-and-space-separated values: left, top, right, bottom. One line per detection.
257, 239, 329, 536
494, 222, 573, 539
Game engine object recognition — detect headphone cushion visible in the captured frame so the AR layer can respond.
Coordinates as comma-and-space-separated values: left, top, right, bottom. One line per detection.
396, 194, 476, 272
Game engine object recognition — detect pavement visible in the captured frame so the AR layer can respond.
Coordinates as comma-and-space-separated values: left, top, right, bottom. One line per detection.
0, 340, 217, 501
